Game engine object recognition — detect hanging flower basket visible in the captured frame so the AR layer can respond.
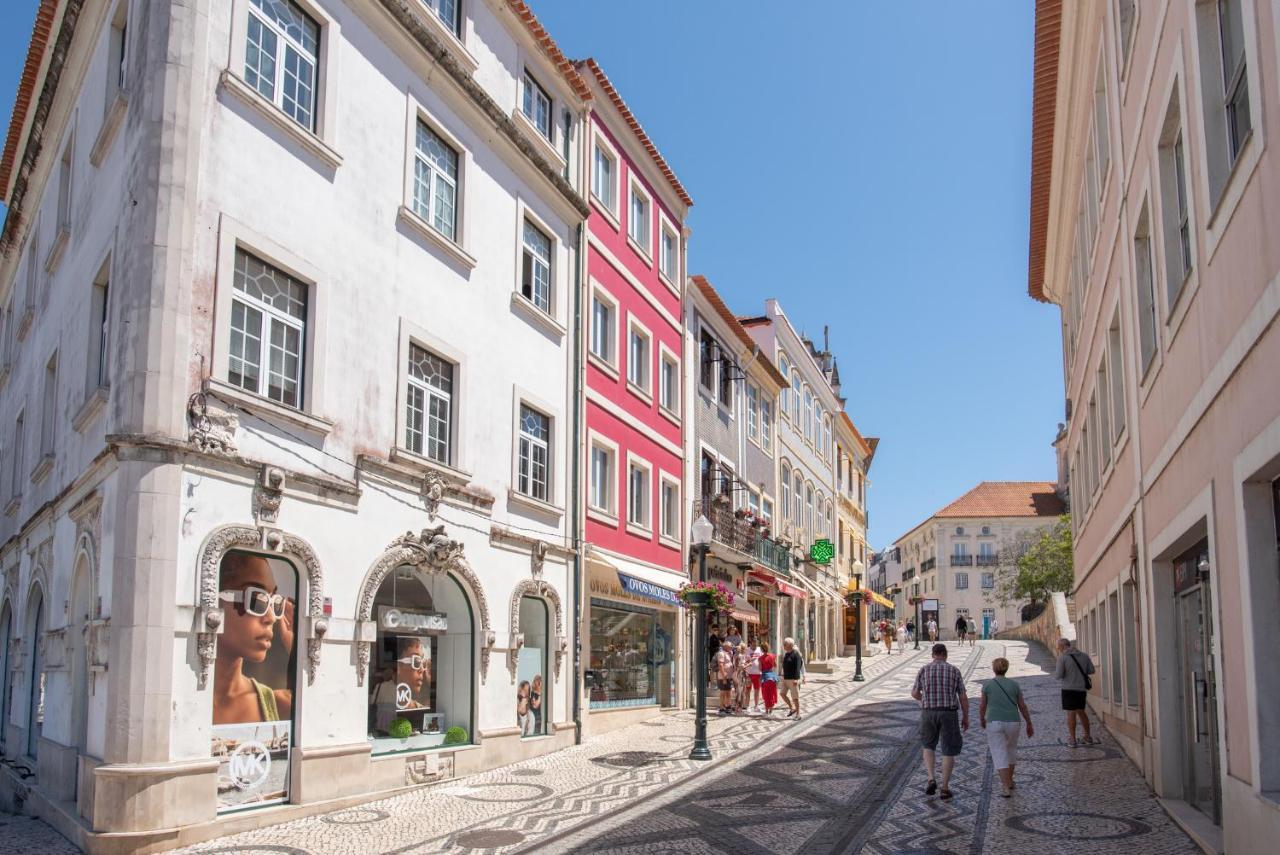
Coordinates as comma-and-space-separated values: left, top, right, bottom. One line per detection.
678, 581, 731, 611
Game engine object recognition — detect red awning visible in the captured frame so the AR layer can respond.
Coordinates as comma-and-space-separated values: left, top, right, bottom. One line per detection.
728, 593, 760, 624
749, 569, 777, 585
777, 580, 807, 599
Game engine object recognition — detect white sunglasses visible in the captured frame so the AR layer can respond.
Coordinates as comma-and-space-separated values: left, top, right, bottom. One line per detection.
396, 654, 429, 672
219, 585, 287, 618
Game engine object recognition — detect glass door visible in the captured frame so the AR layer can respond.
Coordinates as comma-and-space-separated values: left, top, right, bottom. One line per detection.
1173, 540, 1221, 825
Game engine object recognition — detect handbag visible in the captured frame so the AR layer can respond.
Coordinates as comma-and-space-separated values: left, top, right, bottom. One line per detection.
1067, 652, 1092, 690
992, 677, 1019, 708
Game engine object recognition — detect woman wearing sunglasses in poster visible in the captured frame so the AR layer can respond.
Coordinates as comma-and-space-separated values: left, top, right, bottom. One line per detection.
211, 551, 297, 812
371, 636, 432, 732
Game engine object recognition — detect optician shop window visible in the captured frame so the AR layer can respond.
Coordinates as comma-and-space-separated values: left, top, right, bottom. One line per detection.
367, 566, 474, 754
587, 599, 674, 709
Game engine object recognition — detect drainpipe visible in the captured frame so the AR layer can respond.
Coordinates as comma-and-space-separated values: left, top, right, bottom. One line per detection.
570, 218, 585, 746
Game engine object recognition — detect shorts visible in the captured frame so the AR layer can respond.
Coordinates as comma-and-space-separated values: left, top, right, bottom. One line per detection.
717, 679, 733, 691
919, 709, 963, 756
986, 720, 1021, 769
749, 674, 762, 690
1061, 689, 1088, 711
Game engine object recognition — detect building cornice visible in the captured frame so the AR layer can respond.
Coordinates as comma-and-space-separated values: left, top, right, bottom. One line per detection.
1027, 0, 1063, 303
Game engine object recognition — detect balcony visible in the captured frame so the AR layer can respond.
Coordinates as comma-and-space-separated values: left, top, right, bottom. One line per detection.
975, 554, 999, 566
950, 554, 974, 566
695, 498, 790, 576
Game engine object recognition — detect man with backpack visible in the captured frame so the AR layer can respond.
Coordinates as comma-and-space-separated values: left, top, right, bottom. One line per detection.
1053, 637, 1097, 747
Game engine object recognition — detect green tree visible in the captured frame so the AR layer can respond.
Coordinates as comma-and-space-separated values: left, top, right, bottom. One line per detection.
988, 515, 1074, 610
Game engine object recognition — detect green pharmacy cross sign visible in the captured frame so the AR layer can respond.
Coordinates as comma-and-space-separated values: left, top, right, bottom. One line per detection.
809, 538, 834, 565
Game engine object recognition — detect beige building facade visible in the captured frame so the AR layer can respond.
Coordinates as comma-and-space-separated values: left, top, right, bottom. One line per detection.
1028, 0, 1280, 850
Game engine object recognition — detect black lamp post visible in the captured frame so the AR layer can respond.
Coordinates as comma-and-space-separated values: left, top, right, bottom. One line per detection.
848, 572, 864, 682
689, 515, 714, 761
913, 580, 921, 651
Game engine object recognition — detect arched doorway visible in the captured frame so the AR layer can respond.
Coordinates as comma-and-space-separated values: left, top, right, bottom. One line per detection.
68, 555, 93, 764
26, 588, 44, 760
0, 601, 11, 754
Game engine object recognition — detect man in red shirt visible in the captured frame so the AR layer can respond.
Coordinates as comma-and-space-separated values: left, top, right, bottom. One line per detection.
910, 643, 969, 799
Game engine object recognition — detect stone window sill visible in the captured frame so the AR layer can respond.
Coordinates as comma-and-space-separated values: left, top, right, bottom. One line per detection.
30, 454, 53, 486
507, 488, 563, 519
511, 108, 566, 172
3, 497, 19, 517
414, 8, 478, 74
388, 446, 472, 487
204, 377, 334, 436
16, 307, 34, 342
587, 505, 618, 527
587, 351, 619, 382
219, 70, 343, 170
90, 91, 129, 167
510, 291, 565, 339
72, 387, 109, 433
44, 228, 69, 275
397, 205, 477, 270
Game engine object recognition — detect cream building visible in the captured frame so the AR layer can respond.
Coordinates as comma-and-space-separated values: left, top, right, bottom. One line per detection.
834, 411, 879, 652
895, 482, 1066, 640
1028, 0, 1280, 849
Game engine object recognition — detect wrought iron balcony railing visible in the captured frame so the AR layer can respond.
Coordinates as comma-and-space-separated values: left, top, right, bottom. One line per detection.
975, 554, 1000, 566
694, 498, 790, 576
950, 554, 974, 566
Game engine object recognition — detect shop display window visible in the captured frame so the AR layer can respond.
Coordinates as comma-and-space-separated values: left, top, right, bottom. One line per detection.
516, 596, 548, 737
587, 599, 675, 709
367, 566, 473, 754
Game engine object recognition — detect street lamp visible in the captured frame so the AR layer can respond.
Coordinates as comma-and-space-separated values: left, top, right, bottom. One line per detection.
689, 514, 714, 761
913, 580, 921, 650
846, 573, 864, 682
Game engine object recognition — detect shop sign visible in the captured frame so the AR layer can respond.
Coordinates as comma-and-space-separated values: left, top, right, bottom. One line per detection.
922, 598, 939, 612
705, 566, 736, 586
618, 572, 681, 607
808, 539, 834, 565
777, 580, 807, 599
379, 606, 448, 635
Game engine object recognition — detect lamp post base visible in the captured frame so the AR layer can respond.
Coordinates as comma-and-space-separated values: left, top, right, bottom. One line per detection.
688, 746, 712, 761
853, 672, 865, 682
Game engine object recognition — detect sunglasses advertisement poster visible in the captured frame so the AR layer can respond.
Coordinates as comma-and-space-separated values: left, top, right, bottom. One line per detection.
515, 647, 545, 737
212, 550, 298, 812
369, 606, 446, 749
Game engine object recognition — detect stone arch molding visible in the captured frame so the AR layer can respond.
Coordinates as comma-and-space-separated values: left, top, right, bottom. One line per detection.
196, 525, 327, 689
507, 578, 566, 681
355, 525, 494, 687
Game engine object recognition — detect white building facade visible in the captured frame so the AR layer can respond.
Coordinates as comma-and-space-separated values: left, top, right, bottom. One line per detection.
0, 0, 596, 848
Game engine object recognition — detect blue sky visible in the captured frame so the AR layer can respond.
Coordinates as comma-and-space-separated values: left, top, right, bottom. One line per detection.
0, 1, 1062, 548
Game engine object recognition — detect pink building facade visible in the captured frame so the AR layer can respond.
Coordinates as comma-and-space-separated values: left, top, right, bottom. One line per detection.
576, 60, 692, 734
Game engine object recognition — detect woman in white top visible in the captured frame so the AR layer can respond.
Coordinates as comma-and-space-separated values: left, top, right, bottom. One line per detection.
895, 620, 908, 654
745, 642, 763, 710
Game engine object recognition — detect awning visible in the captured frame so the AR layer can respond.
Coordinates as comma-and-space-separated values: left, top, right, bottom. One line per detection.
727, 592, 760, 624
864, 589, 896, 609
586, 549, 685, 608
618, 571, 681, 607
777, 580, 806, 599
748, 568, 777, 585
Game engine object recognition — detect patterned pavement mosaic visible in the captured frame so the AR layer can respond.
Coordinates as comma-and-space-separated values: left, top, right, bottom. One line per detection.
0, 642, 1201, 854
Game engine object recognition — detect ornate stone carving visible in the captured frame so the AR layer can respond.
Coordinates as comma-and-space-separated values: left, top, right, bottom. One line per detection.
530, 539, 548, 579
354, 525, 492, 686
69, 492, 103, 619
255, 466, 286, 524
195, 525, 326, 688
507, 577, 566, 680
187, 392, 238, 455
422, 473, 445, 520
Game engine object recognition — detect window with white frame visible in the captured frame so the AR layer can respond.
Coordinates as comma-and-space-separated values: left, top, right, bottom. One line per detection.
659, 476, 678, 541
228, 248, 308, 409
781, 463, 792, 522
628, 181, 651, 254
1158, 94, 1193, 307
803, 388, 813, 443
1107, 313, 1126, 439
814, 403, 824, 453
1118, 0, 1136, 66
746, 384, 758, 441
805, 484, 814, 538
522, 71, 552, 140
628, 459, 650, 529
1094, 390, 1110, 470
1195, 0, 1253, 203
405, 343, 453, 463
413, 120, 460, 241
717, 348, 733, 409
1093, 57, 1110, 181
589, 441, 615, 515
56, 138, 73, 236
659, 223, 678, 281
89, 268, 110, 391
590, 290, 615, 365
762, 497, 773, 525
107, 3, 128, 96
791, 374, 801, 423
244, 0, 320, 131
627, 321, 650, 393
698, 328, 716, 392
0, 302, 12, 369
591, 140, 616, 212
517, 404, 551, 502
659, 349, 678, 414
424, 0, 461, 35
793, 473, 803, 531
1133, 205, 1158, 376
982, 572, 995, 589
23, 228, 38, 318
778, 355, 790, 416
520, 219, 552, 313
748, 490, 760, 515
761, 397, 772, 451
955, 572, 969, 590
10, 412, 24, 499
40, 355, 57, 458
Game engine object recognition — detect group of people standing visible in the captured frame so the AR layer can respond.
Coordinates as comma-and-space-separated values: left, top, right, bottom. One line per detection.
874, 618, 913, 654
709, 633, 806, 720
911, 637, 1096, 800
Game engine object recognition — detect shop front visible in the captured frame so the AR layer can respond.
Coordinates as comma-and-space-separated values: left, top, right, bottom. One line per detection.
584, 557, 683, 735
747, 569, 781, 652
775, 579, 806, 651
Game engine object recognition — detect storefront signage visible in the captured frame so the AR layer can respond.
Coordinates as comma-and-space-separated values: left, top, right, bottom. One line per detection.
618, 572, 681, 607
777, 580, 807, 599
808, 539, 834, 565
379, 606, 448, 635
228, 741, 272, 790
922, 598, 939, 612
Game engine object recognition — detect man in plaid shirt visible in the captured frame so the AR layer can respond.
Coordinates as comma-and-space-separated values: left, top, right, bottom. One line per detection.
911, 643, 969, 799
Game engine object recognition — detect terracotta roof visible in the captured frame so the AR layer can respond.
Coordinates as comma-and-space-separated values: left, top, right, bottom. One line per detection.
0, 0, 57, 204
575, 58, 692, 207
691, 274, 786, 388
936, 481, 1065, 519
503, 1, 592, 104
839, 411, 874, 460
1027, 0, 1063, 302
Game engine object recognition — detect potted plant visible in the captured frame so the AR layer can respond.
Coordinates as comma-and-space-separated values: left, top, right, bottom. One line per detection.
443, 726, 469, 746
677, 580, 731, 611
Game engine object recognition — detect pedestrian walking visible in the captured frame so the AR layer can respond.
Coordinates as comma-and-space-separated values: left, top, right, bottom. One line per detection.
715, 641, 734, 715
896, 620, 908, 654
910, 643, 969, 799
980, 657, 1033, 797
880, 619, 894, 655
1053, 637, 1097, 747
733, 642, 751, 712
966, 616, 977, 647
781, 637, 804, 720
927, 618, 938, 642
955, 614, 969, 643
759, 642, 779, 716
990, 618, 1000, 636
746, 641, 763, 711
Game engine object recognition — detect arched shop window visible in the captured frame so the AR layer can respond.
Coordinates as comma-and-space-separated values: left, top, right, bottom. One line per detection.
367, 566, 474, 753
211, 550, 298, 813
516, 597, 548, 738
588, 599, 675, 709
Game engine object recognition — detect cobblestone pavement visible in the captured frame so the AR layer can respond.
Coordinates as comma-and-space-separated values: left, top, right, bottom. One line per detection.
0, 642, 1200, 854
